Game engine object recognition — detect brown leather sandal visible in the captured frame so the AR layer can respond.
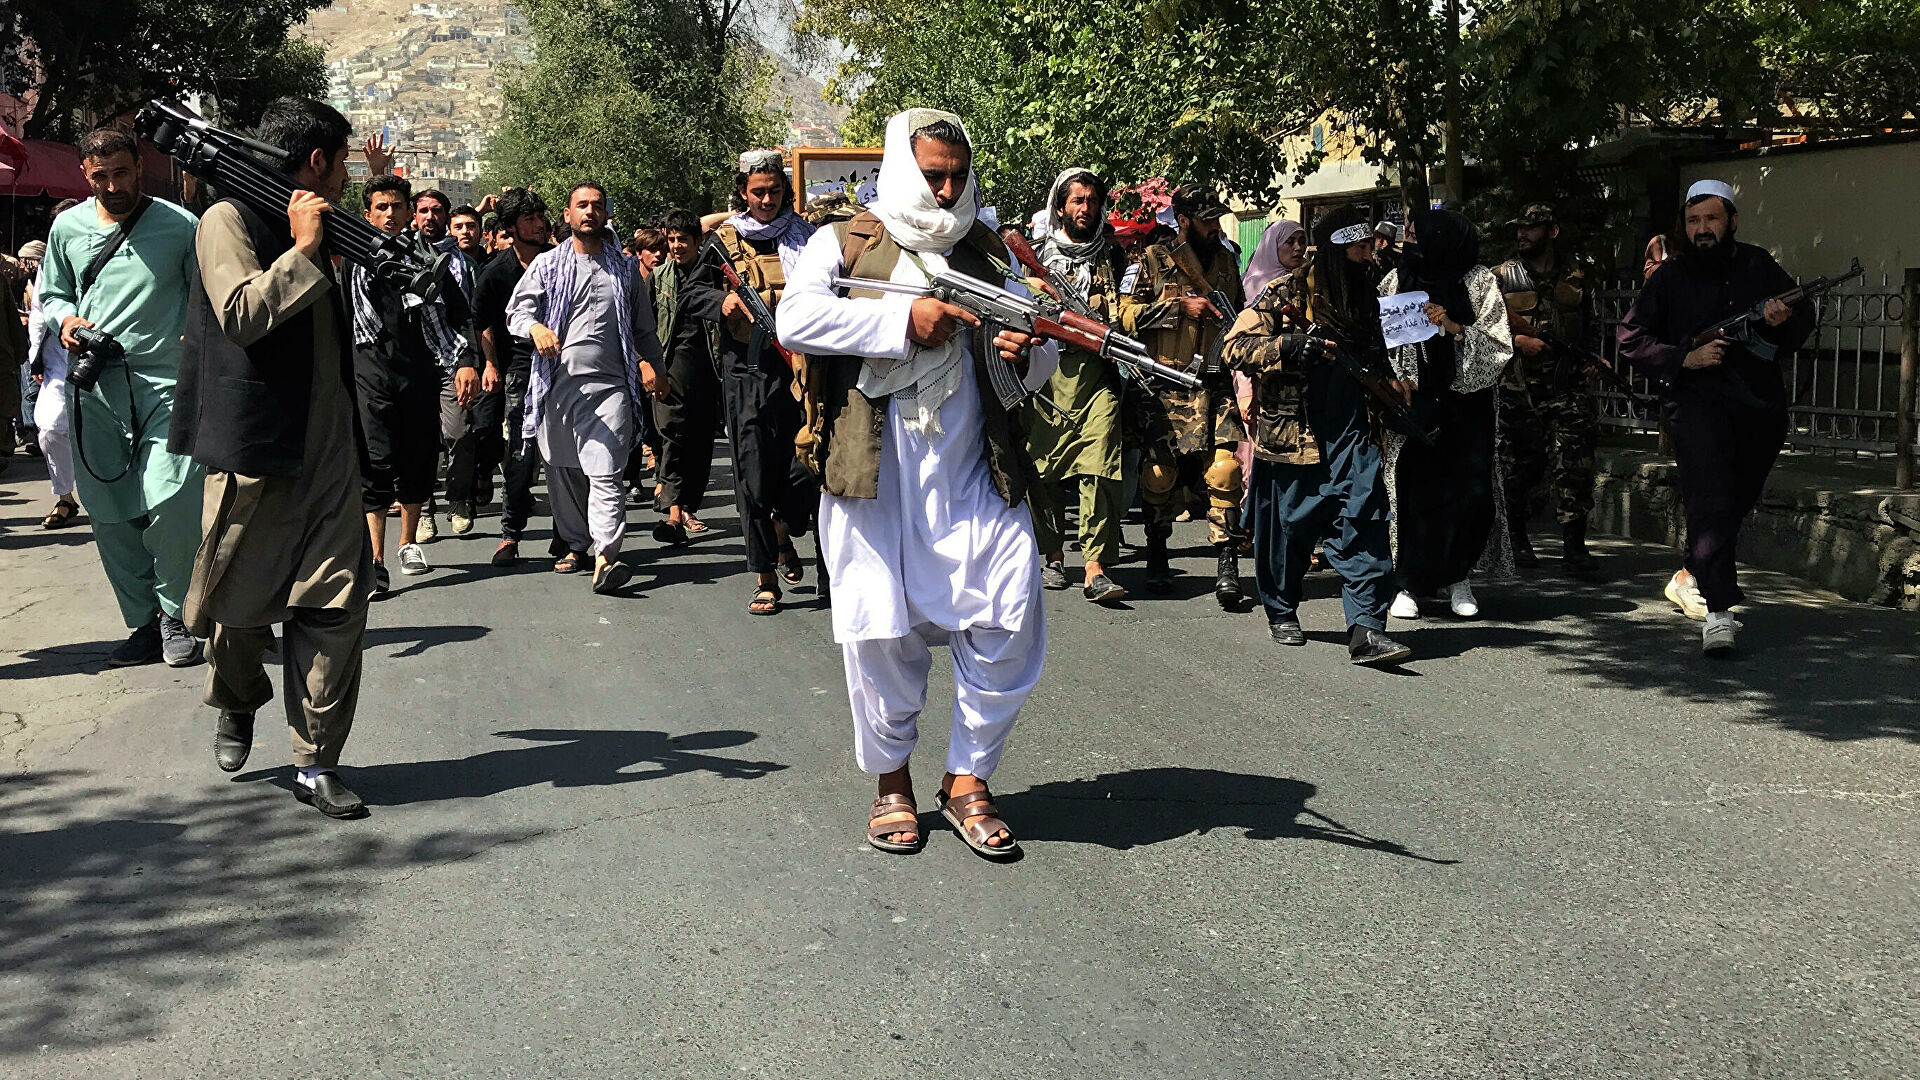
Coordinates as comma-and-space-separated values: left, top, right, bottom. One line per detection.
867, 793, 923, 853
553, 551, 586, 574
937, 786, 1020, 859
748, 584, 780, 616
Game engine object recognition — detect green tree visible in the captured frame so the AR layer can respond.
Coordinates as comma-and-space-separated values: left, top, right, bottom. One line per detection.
1743, 0, 1920, 129
2, 0, 327, 140
484, 0, 783, 222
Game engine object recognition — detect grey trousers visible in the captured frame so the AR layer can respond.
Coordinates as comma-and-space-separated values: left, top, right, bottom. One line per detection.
204, 607, 366, 768
549, 465, 626, 557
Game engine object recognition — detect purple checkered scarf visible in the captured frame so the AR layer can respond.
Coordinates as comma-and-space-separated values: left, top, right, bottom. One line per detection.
520, 231, 644, 442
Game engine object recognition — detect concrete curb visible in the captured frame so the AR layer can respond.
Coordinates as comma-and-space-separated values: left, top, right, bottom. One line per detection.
1590, 444, 1920, 610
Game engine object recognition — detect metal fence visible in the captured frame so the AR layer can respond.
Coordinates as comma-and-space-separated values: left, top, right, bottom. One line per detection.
1592, 270, 1920, 488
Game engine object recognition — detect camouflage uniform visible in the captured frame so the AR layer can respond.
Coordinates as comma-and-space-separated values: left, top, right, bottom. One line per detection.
1494, 245, 1598, 528
1116, 237, 1247, 546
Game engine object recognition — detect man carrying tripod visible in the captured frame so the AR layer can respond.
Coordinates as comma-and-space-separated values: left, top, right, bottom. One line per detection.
37, 128, 205, 668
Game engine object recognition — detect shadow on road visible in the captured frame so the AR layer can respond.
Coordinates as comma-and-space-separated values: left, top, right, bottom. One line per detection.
996, 767, 1457, 864
1484, 539, 1920, 743
361, 622, 491, 657
0, 769, 532, 1056
233, 727, 787, 806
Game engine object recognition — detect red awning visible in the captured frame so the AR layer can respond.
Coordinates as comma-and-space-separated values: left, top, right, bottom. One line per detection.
0, 139, 88, 199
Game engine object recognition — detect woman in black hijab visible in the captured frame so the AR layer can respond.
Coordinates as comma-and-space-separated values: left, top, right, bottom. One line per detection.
1382, 208, 1514, 620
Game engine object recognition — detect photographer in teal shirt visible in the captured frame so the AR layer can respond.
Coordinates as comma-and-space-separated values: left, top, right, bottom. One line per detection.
38, 128, 205, 668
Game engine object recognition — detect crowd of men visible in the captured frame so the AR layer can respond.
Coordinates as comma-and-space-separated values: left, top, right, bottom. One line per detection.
2, 96, 1812, 850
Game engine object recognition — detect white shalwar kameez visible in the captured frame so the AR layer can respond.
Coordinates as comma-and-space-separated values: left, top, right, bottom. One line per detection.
780, 224, 1056, 780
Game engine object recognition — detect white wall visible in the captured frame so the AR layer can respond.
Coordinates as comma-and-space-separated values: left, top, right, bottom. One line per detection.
1680, 140, 1920, 280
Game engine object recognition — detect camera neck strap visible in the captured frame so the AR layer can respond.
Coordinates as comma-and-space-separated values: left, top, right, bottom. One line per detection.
78, 195, 154, 301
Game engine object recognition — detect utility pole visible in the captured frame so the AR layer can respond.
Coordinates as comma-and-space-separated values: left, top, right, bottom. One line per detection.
1443, 0, 1464, 206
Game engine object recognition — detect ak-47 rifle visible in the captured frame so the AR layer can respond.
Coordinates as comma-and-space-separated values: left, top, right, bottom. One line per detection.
1533, 329, 1654, 412
833, 265, 1202, 411
703, 236, 797, 371
1002, 232, 1201, 392
1690, 258, 1863, 362
1167, 242, 1239, 374
1277, 302, 1438, 446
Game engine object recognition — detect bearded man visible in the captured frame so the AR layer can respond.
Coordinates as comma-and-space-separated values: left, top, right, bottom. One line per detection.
777, 109, 1058, 860
1025, 168, 1127, 603
1617, 180, 1813, 657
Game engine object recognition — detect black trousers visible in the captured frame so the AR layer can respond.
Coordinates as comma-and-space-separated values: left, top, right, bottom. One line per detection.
654, 350, 722, 514
356, 348, 440, 511
1395, 387, 1497, 595
1668, 387, 1786, 612
500, 359, 545, 545
444, 377, 504, 507
722, 350, 811, 573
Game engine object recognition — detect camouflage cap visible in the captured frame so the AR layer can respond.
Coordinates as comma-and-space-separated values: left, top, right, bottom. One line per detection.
1507, 203, 1556, 227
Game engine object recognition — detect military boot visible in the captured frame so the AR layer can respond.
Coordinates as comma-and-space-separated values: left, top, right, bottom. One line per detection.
1563, 517, 1600, 575
1145, 531, 1174, 594
1214, 543, 1245, 610
1511, 520, 1540, 569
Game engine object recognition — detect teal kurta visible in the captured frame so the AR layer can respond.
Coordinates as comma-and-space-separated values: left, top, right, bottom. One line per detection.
38, 197, 205, 525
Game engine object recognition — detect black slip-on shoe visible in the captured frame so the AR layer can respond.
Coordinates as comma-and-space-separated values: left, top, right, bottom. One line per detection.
592, 560, 633, 595
1349, 626, 1413, 666
1269, 620, 1307, 647
107, 621, 163, 667
1040, 561, 1069, 591
652, 520, 689, 547
1083, 573, 1127, 604
213, 710, 255, 773
296, 773, 368, 819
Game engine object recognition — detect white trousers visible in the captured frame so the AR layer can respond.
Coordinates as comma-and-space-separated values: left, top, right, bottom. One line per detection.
34, 375, 74, 497
549, 465, 625, 556
843, 616, 1045, 780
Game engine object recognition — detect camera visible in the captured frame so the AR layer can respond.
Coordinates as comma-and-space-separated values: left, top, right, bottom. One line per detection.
67, 326, 125, 393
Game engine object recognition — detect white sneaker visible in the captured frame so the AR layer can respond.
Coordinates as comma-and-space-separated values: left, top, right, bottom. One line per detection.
397, 542, 431, 575
416, 512, 438, 543
1447, 581, 1480, 619
1389, 590, 1421, 620
1664, 569, 1708, 620
1703, 612, 1741, 657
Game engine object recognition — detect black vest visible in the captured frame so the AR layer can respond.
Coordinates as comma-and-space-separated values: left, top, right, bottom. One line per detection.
168, 199, 353, 478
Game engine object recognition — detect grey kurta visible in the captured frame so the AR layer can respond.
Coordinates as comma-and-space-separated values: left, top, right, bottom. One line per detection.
184, 201, 372, 634
538, 251, 635, 476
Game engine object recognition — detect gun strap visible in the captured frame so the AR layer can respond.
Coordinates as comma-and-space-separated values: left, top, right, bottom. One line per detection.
79, 195, 154, 301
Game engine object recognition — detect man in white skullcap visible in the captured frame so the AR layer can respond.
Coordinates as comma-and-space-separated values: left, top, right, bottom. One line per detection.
777, 108, 1059, 859
1617, 178, 1814, 657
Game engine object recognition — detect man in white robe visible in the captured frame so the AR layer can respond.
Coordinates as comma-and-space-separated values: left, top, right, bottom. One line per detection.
778, 109, 1057, 858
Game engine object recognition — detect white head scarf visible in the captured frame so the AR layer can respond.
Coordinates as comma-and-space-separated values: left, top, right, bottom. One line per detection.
1241, 219, 1304, 301
853, 108, 988, 435
869, 108, 978, 253
1037, 167, 1111, 295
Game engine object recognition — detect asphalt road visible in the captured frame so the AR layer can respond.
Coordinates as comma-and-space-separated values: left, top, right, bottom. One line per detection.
4, 457, 1918, 1079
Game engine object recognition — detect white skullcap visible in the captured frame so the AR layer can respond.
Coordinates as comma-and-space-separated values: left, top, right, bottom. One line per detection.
1685, 179, 1738, 209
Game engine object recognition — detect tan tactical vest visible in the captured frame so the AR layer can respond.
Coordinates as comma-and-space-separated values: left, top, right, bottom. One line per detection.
795, 210, 1032, 505
1131, 241, 1237, 374
713, 222, 790, 345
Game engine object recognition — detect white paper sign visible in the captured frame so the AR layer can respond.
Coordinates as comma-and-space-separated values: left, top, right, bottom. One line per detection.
1378, 290, 1440, 349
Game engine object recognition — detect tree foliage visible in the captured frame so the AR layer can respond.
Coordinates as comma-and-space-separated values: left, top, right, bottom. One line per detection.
795, 0, 1917, 225
485, 0, 784, 223
2, 0, 327, 139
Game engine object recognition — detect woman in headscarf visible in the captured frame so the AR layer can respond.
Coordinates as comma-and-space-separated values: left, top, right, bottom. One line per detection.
1379, 208, 1514, 620
1232, 220, 1308, 515
1222, 206, 1410, 666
